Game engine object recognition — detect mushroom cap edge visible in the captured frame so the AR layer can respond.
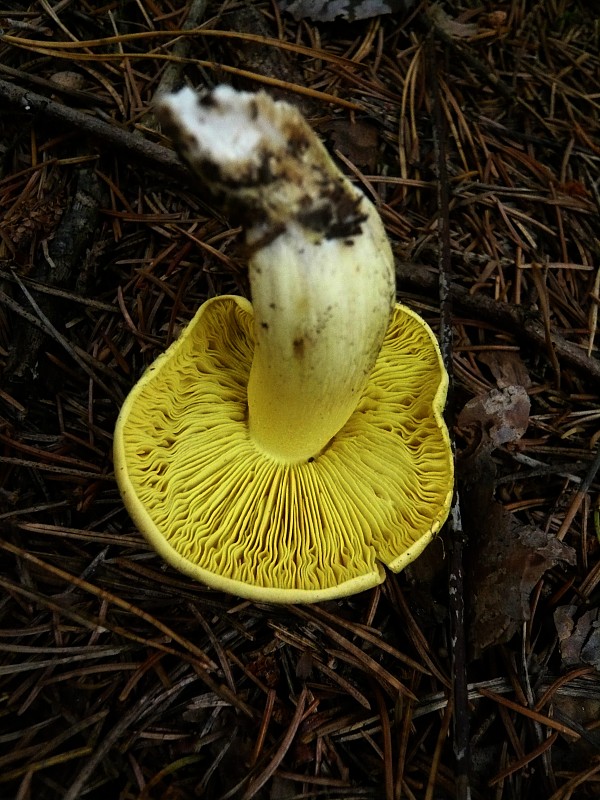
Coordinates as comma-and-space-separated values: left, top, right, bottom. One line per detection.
113, 296, 453, 603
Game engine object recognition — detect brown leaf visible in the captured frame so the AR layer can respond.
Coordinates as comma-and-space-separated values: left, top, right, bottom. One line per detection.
429, 4, 479, 38
247, 653, 281, 687
484, 10, 508, 30
469, 506, 576, 658
50, 71, 86, 91
459, 432, 575, 659
555, 606, 600, 671
457, 385, 530, 448
479, 350, 532, 390
270, 775, 298, 799
278, 0, 415, 23
327, 119, 379, 171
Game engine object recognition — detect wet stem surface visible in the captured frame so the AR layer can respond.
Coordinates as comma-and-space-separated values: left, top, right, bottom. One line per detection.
0, 1, 599, 799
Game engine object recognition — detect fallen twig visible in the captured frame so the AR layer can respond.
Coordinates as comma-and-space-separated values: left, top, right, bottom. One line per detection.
0, 78, 187, 180
428, 33, 471, 800
396, 263, 600, 383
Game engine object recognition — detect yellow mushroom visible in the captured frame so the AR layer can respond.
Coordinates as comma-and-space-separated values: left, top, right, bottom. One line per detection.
114, 86, 453, 602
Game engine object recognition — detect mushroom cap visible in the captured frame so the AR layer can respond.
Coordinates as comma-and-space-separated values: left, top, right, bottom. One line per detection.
114, 296, 453, 603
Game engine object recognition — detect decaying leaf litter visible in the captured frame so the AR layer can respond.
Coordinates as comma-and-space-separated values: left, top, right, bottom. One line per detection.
0, 1, 599, 798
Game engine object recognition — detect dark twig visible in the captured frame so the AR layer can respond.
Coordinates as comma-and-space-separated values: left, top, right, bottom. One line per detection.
428, 34, 471, 800
241, 687, 308, 800
395, 263, 600, 384
142, 0, 209, 129
427, 5, 514, 101
556, 443, 600, 541
5, 165, 108, 384
0, 79, 187, 181
0, 539, 216, 669
63, 671, 199, 800
2, 274, 120, 402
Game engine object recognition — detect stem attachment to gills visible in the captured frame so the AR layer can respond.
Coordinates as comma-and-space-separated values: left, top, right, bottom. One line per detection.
157, 86, 395, 462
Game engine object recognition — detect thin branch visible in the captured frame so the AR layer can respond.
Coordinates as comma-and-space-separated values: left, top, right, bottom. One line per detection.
428, 32, 471, 800
395, 263, 600, 383
0, 78, 187, 180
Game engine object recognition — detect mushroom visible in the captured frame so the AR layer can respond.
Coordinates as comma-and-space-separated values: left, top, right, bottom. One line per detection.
114, 86, 453, 603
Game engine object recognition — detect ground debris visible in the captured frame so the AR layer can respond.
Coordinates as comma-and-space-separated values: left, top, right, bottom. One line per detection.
555, 606, 600, 672
0, 1, 599, 798
469, 506, 576, 658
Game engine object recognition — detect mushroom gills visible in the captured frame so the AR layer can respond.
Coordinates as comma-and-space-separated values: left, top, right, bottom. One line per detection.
157, 85, 395, 463
113, 86, 454, 602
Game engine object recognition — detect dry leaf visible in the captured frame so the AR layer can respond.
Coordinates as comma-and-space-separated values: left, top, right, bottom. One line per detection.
278, 0, 415, 23
485, 10, 508, 30
270, 776, 298, 799
429, 4, 479, 38
327, 119, 379, 171
457, 385, 530, 448
458, 388, 573, 658
50, 71, 86, 91
555, 606, 600, 671
479, 350, 532, 390
469, 503, 576, 658
545, 674, 600, 768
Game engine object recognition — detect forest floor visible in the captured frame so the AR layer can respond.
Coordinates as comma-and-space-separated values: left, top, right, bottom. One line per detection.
0, 1, 599, 798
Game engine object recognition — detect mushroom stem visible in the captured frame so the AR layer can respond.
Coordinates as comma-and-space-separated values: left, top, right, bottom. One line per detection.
157, 86, 395, 463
